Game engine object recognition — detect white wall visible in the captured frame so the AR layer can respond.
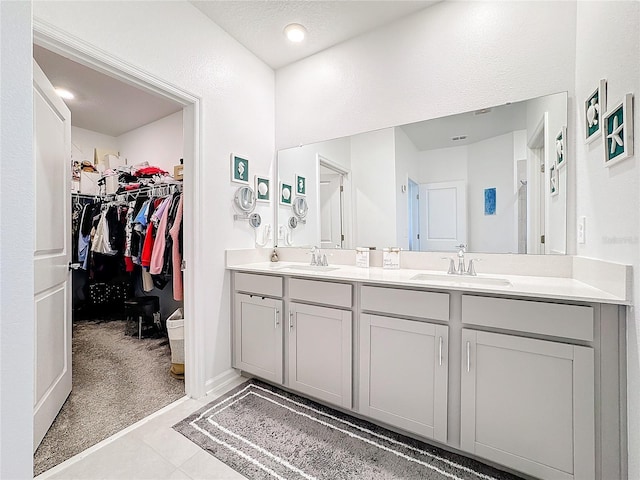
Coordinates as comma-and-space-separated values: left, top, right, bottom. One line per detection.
73, 112, 183, 174
525, 92, 568, 254
276, 1, 577, 150
276, 136, 351, 247
419, 145, 468, 184
394, 127, 420, 249
118, 111, 183, 172
0, 2, 35, 477
351, 128, 397, 248
467, 133, 517, 253
574, 2, 640, 478
277, 146, 319, 247
71, 126, 119, 164
33, 1, 275, 393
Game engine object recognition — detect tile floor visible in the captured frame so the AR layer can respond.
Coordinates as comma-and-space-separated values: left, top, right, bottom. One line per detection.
36, 376, 249, 480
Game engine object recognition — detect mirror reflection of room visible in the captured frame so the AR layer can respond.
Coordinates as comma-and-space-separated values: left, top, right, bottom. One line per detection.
277, 92, 567, 255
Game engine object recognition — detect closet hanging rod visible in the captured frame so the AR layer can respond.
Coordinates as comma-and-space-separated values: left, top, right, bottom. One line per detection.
71, 182, 183, 202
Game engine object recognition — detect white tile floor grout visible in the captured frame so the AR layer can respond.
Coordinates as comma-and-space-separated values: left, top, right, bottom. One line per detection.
36, 376, 249, 480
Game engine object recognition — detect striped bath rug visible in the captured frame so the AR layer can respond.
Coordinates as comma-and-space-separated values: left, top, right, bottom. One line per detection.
173, 379, 522, 480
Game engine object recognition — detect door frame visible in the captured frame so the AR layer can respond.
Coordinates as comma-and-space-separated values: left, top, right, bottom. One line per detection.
527, 113, 547, 255
33, 20, 206, 398
407, 178, 420, 251
317, 154, 352, 249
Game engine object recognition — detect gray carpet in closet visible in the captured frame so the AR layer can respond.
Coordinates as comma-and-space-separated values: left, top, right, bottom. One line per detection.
34, 319, 184, 476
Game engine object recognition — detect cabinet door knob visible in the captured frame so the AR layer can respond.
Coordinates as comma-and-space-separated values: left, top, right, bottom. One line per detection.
466, 341, 471, 372
439, 336, 443, 366
274, 309, 280, 328
289, 311, 294, 330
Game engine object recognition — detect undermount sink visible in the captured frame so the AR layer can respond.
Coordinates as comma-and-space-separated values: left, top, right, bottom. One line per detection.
270, 264, 340, 272
410, 273, 512, 287
284, 265, 340, 272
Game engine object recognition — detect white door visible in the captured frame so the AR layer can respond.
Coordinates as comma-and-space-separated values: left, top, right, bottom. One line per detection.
33, 60, 72, 450
419, 180, 466, 251
319, 173, 343, 248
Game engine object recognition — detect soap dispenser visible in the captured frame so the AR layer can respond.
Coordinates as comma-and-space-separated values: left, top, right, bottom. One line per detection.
270, 248, 279, 262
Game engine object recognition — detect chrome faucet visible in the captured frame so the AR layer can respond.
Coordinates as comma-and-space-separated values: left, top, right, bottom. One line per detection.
309, 246, 319, 265
456, 243, 467, 274
443, 243, 477, 276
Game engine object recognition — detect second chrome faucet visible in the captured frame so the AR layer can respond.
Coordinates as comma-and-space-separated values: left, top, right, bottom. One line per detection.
444, 243, 477, 276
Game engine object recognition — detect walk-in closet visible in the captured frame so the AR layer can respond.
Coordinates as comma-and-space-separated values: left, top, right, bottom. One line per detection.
33, 45, 187, 475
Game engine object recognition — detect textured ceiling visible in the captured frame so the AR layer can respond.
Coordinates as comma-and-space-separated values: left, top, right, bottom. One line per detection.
33, 2, 440, 136
191, 0, 438, 69
33, 45, 183, 137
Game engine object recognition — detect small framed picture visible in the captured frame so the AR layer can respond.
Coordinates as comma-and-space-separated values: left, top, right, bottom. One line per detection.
549, 163, 558, 196
484, 187, 496, 216
603, 93, 634, 168
230, 153, 249, 184
255, 176, 270, 203
280, 182, 292, 205
295, 174, 306, 196
585, 79, 606, 144
555, 126, 567, 169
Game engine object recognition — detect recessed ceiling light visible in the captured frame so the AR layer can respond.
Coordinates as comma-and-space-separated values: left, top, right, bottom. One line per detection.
55, 88, 75, 100
284, 23, 307, 43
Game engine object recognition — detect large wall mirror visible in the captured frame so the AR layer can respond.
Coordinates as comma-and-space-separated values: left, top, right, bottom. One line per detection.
277, 92, 568, 254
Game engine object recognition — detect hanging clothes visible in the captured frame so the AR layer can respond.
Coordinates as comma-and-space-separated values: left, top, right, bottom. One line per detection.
169, 195, 184, 301
140, 197, 170, 268
149, 195, 174, 275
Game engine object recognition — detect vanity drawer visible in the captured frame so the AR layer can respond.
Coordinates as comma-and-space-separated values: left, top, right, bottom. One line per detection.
234, 272, 283, 298
361, 286, 449, 321
289, 278, 352, 308
461, 295, 593, 341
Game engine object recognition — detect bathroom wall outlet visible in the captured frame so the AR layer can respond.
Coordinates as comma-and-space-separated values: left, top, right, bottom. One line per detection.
577, 216, 586, 244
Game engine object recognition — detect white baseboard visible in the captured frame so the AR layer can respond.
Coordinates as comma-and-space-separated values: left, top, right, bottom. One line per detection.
204, 368, 241, 397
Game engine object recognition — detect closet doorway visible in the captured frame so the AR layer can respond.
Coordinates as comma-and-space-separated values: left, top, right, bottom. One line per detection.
32, 30, 202, 475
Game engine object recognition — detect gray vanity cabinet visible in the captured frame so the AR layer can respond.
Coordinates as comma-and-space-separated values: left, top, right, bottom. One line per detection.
460, 330, 595, 480
359, 285, 450, 442
360, 314, 448, 442
288, 303, 352, 408
232, 273, 285, 384
233, 293, 284, 384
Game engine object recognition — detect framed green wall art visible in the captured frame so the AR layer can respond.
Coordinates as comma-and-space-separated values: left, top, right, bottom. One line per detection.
585, 79, 606, 144
255, 176, 270, 203
230, 153, 249, 184
603, 93, 634, 167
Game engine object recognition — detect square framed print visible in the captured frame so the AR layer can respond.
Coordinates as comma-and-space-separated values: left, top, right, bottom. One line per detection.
255, 176, 270, 203
555, 126, 567, 169
585, 79, 607, 143
549, 163, 558, 197
280, 182, 292, 205
295, 174, 306, 196
230, 154, 249, 184
603, 93, 634, 167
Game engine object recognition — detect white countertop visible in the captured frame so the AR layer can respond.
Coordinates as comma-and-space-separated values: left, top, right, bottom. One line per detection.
228, 261, 630, 305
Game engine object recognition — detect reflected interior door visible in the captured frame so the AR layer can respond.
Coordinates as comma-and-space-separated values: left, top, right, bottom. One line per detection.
320, 173, 343, 248
419, 181, 466, 251
33, 60, 72, 450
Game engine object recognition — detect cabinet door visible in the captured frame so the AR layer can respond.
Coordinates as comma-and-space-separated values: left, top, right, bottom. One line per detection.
288, 303, 352, 408
360, 314, 448, 442
460, 329, 594, 480
233, 294, 283, 384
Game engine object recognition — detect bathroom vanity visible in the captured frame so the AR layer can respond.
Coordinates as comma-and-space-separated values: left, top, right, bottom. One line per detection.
227, 253, 629, 480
